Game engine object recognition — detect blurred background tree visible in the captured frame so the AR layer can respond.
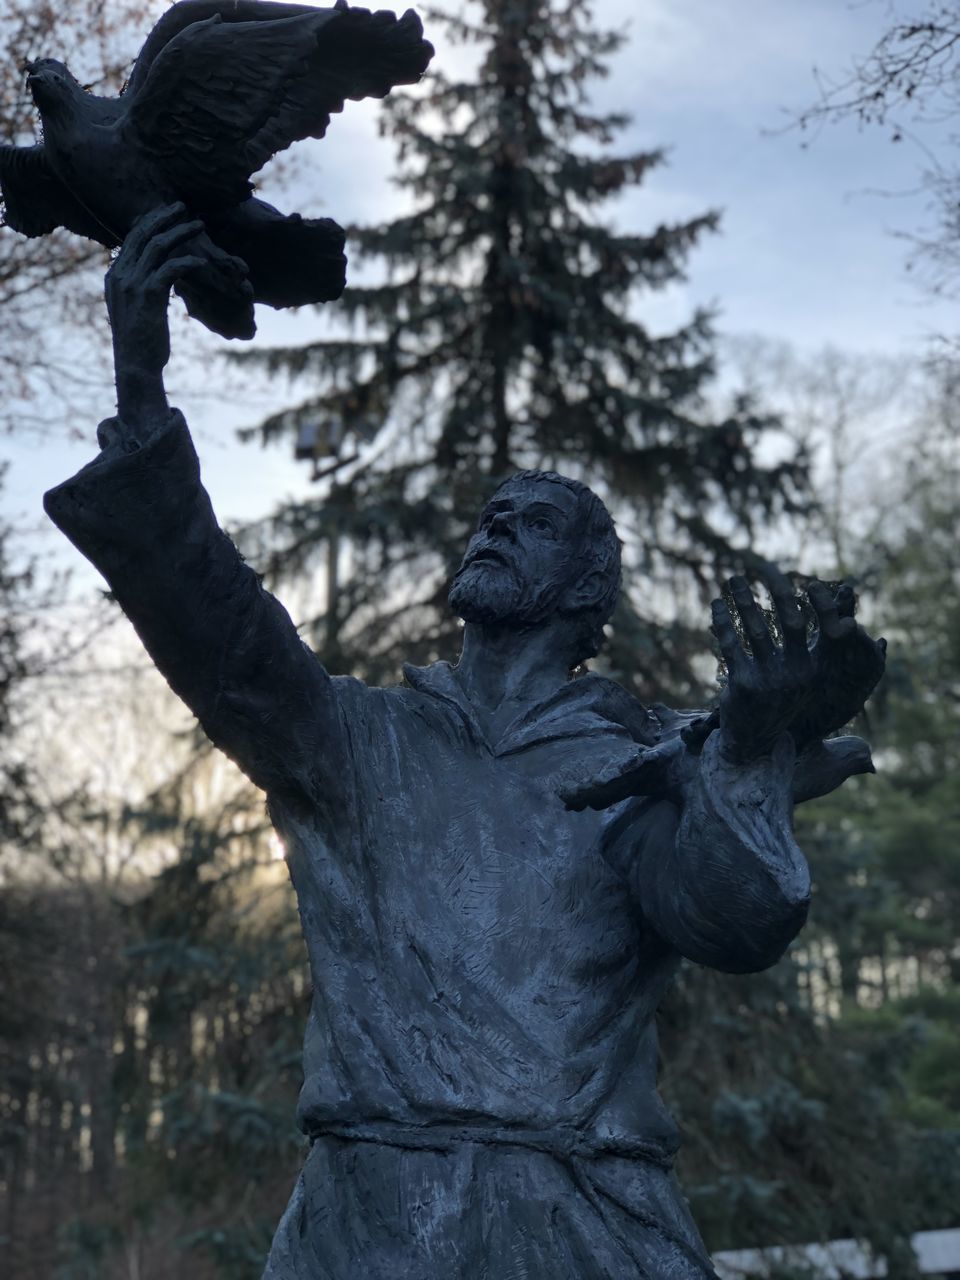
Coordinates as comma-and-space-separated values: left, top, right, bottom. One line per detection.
797, 0, 960, 306
1, 656, 308, 1276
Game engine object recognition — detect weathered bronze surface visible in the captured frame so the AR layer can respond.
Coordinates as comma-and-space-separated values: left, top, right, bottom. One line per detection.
39, 41, 887, 1273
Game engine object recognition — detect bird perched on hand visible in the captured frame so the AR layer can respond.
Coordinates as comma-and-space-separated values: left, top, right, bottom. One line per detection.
0, 0, 434, 339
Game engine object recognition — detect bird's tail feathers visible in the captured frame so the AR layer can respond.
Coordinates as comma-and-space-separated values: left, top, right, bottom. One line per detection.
205, 199, 347, 311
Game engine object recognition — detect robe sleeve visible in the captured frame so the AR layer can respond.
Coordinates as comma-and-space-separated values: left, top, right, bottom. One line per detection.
630, 730, 811, 974
43, 410, 346, 805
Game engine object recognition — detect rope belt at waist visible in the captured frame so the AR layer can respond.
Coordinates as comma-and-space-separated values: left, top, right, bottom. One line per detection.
307, 1118, 676, 1168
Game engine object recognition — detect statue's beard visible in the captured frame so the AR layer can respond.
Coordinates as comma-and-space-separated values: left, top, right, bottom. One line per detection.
448, 560, 561, 627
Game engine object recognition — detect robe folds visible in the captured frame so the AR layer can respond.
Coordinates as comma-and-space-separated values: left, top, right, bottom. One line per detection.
45, 411, 816, 1279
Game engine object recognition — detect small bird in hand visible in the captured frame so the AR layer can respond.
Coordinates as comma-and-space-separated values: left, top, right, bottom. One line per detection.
0, 0, 434, 339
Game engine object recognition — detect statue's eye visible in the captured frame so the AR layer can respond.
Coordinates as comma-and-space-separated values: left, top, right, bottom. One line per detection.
529, 515, 557, 536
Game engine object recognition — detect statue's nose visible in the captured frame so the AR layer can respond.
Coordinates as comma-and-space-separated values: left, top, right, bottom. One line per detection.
488, 510, 518, 539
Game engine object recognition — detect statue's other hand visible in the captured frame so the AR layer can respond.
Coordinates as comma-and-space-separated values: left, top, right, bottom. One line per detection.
790, 581, 887, 746
710, 564, 814, 764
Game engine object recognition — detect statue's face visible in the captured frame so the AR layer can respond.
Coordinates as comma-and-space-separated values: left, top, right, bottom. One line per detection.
449, 478, 583, 627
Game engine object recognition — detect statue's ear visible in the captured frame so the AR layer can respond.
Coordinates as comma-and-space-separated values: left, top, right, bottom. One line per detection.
563, 569, 606, 613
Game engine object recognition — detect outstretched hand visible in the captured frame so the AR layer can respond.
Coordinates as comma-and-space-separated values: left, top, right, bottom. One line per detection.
790, 581, 887, 746
559, 567, 885, 813
711, 566, 812, 763
711, 567, 886, 763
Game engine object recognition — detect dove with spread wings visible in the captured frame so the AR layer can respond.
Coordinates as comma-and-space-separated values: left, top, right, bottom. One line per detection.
0, 0, 433, 339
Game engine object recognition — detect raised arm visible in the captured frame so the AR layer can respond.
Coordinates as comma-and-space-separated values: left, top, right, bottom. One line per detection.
44, 205, 345, 804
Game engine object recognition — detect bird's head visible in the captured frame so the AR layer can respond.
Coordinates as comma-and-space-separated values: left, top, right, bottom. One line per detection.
23, 59, 82, 118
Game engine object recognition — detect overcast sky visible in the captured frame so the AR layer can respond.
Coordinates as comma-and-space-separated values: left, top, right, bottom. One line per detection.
2, 0, 956, 569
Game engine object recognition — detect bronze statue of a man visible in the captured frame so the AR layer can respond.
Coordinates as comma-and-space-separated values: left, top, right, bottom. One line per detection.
45, 208, 885, 1279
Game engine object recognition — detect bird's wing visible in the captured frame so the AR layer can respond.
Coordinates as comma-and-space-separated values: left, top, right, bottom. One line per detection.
0, 145, 120, 245
123, 1, 325, 99
127, 4, 433, 208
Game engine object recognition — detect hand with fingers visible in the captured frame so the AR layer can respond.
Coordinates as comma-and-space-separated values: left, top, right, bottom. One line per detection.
789, 580, 887, 747
711, 568, 887, 764
711, 566, 814, 764
101, 203, 248, 444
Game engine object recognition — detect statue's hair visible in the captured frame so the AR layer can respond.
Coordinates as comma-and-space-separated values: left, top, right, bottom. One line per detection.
489, 471, 622, 664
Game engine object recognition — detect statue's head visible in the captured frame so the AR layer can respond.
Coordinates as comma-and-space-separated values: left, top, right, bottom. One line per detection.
24, 59, 80, 117
449, 472, 621, 665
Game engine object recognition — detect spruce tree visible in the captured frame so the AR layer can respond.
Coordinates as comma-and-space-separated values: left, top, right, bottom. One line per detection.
235, 0, 808, 700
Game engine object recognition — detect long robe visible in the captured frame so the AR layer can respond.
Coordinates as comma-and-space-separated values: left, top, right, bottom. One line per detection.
45, 411, 816, 1279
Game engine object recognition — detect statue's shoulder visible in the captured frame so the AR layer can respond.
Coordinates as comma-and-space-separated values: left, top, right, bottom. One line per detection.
571, 671, 658, 745
576, 673, 717, 751
327, 668, 436, 712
